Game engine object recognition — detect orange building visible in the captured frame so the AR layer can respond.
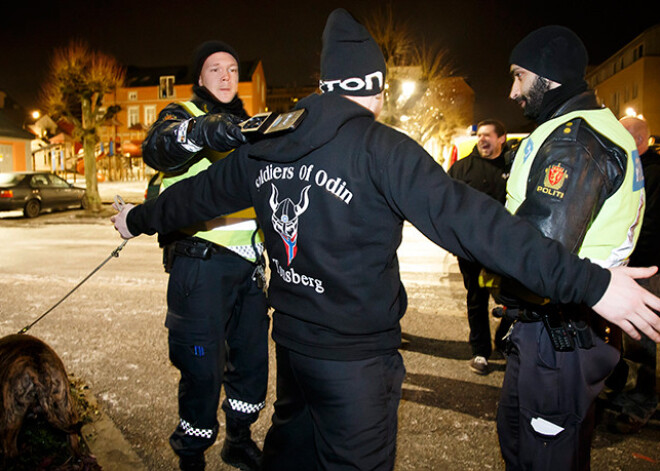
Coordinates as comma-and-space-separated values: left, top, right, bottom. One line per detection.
0, 91, 34, 172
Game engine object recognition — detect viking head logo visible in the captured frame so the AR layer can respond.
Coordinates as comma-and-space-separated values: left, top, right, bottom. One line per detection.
270, 184, 311, 265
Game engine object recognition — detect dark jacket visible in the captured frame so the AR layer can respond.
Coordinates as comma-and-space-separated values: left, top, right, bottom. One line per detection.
448, 146, 508, 203
127, 92, 610, 360
629, 148, 660, 267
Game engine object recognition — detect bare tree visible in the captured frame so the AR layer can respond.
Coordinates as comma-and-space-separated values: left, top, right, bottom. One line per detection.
362, 3, 414, 67
41, 40, 124, 212
363, 6, 471, 156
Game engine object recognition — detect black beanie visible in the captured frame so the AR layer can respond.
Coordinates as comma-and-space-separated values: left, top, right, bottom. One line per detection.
320, 8, 387, 96
509, 25, 588, 85
192, 40, 240, 83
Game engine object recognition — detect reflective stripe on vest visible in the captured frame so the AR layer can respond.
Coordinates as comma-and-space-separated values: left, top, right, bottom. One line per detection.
506, 108, 644, 267
161, 101, 263, 253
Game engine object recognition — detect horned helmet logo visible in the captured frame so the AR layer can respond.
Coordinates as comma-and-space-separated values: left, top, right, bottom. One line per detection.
270, 184, 311, 265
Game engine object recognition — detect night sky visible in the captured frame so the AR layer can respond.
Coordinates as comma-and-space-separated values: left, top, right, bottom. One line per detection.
2, 0, 658, 131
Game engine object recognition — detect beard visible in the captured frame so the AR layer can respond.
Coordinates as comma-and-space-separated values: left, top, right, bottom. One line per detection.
517, 76, 551, 120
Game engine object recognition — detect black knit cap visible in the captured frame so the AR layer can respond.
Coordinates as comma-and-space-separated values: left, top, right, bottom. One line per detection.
509, 25, 588, 85
192, 40, 240, 83
320, 8, 386, 96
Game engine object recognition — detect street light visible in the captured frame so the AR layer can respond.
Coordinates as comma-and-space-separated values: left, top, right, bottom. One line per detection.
397, 81, 416, 106
401, 81, 416, 98
624, 107, 644, 120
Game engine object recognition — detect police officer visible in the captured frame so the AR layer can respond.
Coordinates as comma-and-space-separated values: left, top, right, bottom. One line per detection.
497, 26, 645, 470
141, 41, 269, 471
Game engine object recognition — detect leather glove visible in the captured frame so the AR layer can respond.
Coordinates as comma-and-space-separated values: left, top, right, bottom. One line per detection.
187, 113, 247, 151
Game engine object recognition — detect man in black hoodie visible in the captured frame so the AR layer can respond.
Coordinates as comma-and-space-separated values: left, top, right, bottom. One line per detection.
448, 119, 513, 375
113, 11, 660, 471
140, 41, 268, 471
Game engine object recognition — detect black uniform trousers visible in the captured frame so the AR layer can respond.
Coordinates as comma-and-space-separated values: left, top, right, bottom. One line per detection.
262, 344, 405, 471
165, 248, 269, 458
457, 257, 511, 358
497, 321, 619, 471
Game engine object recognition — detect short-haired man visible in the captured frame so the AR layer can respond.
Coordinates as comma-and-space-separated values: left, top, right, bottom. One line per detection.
113, 12, 660, 470
448, 119, 513, 374
498, 26, 648, 470
141, 41, 269, 471
605, 116, 660, 434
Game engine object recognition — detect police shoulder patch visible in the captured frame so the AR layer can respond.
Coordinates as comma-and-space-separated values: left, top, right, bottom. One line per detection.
536, 162, 569, 199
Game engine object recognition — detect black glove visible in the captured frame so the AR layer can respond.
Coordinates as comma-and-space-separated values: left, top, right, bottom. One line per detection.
187, 113, 247, 151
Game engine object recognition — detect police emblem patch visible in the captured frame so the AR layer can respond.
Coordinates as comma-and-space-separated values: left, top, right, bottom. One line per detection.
536, 163, 568, 198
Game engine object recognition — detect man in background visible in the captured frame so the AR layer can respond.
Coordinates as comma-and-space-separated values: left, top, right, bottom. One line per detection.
605, 116, 660, 434
448, 119, 513, 374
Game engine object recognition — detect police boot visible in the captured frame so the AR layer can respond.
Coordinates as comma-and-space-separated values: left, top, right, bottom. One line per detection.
220, 418, 262, 471
179, 453, 205, 471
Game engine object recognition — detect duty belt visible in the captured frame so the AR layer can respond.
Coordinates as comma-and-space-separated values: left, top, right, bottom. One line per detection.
173, 237, 225, 260
166, 237, 268, 294
507, 307, 596, 351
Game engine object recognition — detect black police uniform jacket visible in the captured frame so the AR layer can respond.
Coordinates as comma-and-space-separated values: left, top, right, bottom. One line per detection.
127, 92, 610, 361
142, 86, 249, 173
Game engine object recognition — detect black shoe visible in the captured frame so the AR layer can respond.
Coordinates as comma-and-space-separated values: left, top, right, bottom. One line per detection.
608, 412, 648, 434
221, 437, 262, 471
491, 306, 505, 318
179, 454, 205, 471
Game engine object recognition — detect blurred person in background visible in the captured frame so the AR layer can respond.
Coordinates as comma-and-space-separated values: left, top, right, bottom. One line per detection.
448, 119, 513, 375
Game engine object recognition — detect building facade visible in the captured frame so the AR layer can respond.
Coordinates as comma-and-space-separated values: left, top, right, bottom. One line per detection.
0, 91, 34, 173
587, 23, 660, 136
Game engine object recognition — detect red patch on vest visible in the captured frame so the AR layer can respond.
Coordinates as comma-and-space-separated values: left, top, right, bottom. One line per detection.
544, 164, 567, 190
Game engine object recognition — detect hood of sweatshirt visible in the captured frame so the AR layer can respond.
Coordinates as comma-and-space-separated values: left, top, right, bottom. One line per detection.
246, 92, 374, 164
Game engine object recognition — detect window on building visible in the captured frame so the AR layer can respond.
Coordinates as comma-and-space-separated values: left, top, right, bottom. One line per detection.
144, 105, 157, 127
610, 92, 619, 117
128, 106, 140, 128
159, 76, 175, 99
128, 91, 138, 101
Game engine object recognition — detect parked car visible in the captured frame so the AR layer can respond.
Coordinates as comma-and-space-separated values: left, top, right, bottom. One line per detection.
0, 172, 87, 218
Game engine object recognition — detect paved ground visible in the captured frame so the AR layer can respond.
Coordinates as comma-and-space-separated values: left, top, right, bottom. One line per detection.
0, 183, 658, 470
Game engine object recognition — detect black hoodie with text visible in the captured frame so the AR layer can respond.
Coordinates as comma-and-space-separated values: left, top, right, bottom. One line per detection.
127, 92, 610, 361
